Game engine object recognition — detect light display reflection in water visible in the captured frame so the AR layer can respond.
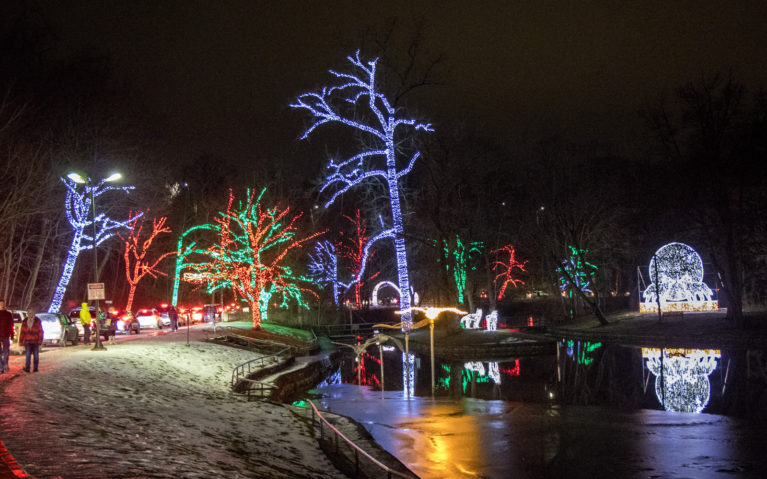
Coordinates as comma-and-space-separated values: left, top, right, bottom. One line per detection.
642, 347, 721, 413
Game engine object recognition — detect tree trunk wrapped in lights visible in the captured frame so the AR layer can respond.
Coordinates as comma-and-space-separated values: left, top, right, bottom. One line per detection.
119, 212, 176, 312
340, 210, 379, 307
492, 244, 528, 301
187, 188, 322, 329
47, 177, 141, 313
291, 51, 433, 327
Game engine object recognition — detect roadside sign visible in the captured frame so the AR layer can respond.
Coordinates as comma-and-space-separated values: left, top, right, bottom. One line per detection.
87, 283, 106, 300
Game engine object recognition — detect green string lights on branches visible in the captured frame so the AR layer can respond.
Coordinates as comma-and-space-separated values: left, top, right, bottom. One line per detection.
438, 235, 484, 304
184, 188, 323, 329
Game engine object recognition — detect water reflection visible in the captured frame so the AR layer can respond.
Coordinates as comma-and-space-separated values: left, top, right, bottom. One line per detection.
642, 348, 721, 413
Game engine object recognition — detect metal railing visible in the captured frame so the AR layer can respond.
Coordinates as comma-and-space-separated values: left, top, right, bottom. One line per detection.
236, 378, 279, 400
307, 400, 412, 479
231, 343, 292, 386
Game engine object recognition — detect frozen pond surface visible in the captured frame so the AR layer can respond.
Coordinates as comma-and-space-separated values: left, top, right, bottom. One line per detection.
313, 384, 767, 478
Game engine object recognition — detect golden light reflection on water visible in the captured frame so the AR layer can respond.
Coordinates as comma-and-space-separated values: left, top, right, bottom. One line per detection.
395, 404, 484, 478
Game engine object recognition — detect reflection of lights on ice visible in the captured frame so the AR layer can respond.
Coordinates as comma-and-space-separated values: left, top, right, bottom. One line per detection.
403, 353, 414, 396
641, 242, 718, 313
642, 348, 721, 413
464, 361, 501, 385
318, 369, 342, 387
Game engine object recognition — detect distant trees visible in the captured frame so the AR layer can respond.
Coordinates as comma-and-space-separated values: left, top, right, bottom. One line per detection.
643, 73, 767, 327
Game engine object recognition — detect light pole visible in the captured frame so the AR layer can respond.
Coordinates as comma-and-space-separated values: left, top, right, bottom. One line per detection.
391, 306, 467, 396
67, 172, 122, 351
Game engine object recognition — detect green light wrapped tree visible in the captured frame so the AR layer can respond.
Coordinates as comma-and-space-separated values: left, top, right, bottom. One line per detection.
187, 188, 322, 329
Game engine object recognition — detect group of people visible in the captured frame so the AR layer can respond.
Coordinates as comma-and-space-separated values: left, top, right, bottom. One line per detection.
0, 300, 43, 373
0, 301, 183, 375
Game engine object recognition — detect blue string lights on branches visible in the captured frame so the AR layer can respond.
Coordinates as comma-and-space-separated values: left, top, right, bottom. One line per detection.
48, 177, 140, 313
308, 240, 341, 306
291, 50, 433, 328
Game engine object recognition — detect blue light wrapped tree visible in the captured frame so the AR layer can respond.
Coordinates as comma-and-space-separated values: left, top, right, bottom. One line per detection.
48, 177, 140, 313
292, 51, 433, 327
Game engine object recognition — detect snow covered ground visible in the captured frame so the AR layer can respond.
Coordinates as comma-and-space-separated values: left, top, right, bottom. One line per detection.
0, 327, 342, 478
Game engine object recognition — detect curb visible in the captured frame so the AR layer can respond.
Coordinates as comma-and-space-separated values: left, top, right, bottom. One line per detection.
0, 439, 33, 479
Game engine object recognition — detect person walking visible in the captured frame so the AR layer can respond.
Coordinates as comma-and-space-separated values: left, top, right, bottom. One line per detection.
168, 305, 179, 332
0, 300, 13, 373
80, 302, 92, 345
19, 307, 43, 373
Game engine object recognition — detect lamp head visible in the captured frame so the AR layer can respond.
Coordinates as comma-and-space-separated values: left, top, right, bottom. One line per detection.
104, 172, 122, 182
67, 172, 87, 184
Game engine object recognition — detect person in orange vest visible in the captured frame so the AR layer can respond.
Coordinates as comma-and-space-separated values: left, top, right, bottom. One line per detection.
20, 307, 43, 373
80, 303, 92, 345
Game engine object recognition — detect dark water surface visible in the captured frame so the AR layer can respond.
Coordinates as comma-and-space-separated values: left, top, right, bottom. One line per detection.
308, 337, 767, 478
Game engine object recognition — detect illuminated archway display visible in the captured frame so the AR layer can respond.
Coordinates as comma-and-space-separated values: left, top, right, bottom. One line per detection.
641, 242, 718, 313
370, 280, 419, 307
642, 348, 721, 413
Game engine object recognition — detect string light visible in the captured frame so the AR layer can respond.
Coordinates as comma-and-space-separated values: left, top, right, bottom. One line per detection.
492, 244, 528, 300
185, 188, 323, 328
558, 246, 598, 297
340, 210, 379, 307
171, 224, 218, 306
642, 348, 721, 413
641, 242, 718, 313
308, 240, 340, 305
371, 280, 419, 307
292, 50, 433, 328
119, 213, 175, 312
438, 236, 484, 304
48, 177, 140, 313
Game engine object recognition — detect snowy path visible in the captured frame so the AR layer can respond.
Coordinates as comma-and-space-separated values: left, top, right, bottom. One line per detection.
0, 329, 341, 478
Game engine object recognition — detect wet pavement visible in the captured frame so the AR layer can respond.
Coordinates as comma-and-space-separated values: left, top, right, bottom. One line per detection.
314, 384, 767, 478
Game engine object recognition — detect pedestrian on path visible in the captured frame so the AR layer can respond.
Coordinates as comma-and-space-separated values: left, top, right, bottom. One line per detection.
80, 302, 92, 345
19, 307, 43, 373
0, 300, 13, 373
104, 311, 117, 345
169, 305, 179, 331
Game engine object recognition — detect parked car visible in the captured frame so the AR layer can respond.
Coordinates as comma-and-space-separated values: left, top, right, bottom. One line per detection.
68, 307, 95, 338
135, 308, 162, 330
112, 310, 140, 334
38, 313, 79, 346
155, 303, 172, 327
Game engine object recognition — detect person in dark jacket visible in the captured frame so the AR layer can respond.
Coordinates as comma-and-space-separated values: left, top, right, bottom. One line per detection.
0, 300, 13, 373
20, 307, 43, 373
168, 305, 179, 331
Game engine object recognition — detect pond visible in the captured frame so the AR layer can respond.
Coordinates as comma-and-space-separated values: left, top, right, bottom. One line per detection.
306, 337, 767, 478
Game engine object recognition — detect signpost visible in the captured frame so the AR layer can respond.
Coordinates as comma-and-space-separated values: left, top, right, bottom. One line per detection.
87, 283, 105, 300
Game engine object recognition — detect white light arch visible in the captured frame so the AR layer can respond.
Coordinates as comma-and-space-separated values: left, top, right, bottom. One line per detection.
371, 281, 419, 307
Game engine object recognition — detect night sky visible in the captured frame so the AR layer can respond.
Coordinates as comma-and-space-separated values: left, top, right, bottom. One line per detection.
44, 0, 767, 169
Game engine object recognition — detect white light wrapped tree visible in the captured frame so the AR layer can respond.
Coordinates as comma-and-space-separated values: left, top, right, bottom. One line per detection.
292, 51, 433, 327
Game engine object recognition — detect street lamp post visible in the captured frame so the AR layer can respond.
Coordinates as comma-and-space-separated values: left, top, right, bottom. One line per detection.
67, 172, 122, 351
391, 306, 467, 396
